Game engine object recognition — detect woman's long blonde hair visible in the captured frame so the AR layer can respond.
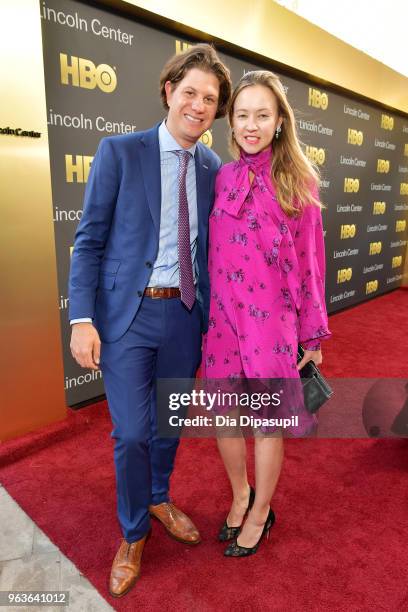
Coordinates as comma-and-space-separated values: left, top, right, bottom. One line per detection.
229, 70, 322, 215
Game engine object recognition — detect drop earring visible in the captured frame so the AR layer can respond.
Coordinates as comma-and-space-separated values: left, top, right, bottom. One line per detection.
275, 125, 282, 140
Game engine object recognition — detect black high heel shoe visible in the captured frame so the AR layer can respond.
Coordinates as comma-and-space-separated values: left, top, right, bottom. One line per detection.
223, 508, 275, 557
218, 486, 255, 542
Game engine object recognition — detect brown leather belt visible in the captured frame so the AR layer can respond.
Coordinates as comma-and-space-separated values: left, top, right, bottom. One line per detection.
144, 287, 181, 299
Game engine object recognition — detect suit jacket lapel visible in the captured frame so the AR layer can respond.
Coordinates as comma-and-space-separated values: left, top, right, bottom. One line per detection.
140, 124, 161, 236
139, 131, 210, 243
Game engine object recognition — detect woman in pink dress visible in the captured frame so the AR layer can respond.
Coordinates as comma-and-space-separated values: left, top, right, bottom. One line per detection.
202, 70, 331, 557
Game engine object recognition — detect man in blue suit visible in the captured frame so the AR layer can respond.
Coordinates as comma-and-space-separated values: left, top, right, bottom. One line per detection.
69, 44, 231, 597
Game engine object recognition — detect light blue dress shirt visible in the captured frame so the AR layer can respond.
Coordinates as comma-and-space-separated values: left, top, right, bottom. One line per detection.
71, 120, 198, 324
148, 120, 198, 287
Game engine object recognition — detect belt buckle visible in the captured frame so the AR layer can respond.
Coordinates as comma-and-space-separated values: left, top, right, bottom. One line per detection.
149, 288, 161, 299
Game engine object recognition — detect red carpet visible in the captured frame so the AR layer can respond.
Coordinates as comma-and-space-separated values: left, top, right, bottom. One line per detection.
1, 289, 407, 611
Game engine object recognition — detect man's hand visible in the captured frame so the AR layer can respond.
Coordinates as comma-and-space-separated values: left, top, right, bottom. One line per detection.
70, 322, 101, 370
296, 348, 322, 371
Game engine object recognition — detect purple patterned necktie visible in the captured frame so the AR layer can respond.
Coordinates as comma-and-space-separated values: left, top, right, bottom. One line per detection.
174, 150, 195, 310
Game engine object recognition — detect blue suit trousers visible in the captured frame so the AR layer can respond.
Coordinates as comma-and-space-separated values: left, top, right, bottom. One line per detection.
100, 296, 202, 542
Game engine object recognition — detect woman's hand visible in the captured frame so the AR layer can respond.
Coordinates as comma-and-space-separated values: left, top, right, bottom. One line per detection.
297, 348, 322, 371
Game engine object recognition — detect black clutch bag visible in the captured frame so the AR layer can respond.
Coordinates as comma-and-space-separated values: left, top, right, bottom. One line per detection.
297, 345, 333, 413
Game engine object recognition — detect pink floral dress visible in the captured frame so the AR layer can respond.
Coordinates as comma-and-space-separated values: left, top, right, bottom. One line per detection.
202, 147, 331, 434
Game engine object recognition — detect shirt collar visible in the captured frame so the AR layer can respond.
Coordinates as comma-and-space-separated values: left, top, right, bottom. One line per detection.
159, 119, 197, 156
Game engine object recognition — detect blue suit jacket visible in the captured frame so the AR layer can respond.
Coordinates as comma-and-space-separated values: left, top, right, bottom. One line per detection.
69, 123, 221, 342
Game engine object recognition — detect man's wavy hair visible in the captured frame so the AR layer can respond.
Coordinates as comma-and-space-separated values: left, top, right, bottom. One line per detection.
159, 44, 232, 119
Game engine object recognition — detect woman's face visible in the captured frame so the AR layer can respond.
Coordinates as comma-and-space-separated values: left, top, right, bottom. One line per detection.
232, 84, 282, 154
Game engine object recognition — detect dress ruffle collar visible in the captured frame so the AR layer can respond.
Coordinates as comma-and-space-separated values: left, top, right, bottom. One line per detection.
218, 146, 273, 217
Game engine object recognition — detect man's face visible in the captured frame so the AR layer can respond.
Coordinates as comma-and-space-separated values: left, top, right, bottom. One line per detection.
165, 67, 220, 148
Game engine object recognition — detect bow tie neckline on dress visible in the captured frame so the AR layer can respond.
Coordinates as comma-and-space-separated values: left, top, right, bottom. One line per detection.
218, 145, 274, 218
239, 145, 273, 174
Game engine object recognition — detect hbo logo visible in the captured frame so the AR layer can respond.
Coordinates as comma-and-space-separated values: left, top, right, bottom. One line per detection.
340, 224, 356, 239
373, 201, 386, 215
347, 129, 363, 146
369, 241, 382, 255
337, 268, 352, 283
381, 114, 394, 130
344, 178, 359, 193
305, 146, 325, 165
308, 88, 328, 110
60, 53, 117, 93
366, 280, 378, 294
377, 159, 390, 173
65, 155, 93, 183
392, 256, 402, 268
175, 40, 192, 54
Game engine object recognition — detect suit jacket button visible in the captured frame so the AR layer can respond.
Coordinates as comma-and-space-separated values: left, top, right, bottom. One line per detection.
137, 290, 143, 297
145, 261, 152, 268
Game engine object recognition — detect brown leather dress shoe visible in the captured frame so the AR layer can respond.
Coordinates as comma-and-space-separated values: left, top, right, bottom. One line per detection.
109, 534, 148, 598
149, 502, 201, 545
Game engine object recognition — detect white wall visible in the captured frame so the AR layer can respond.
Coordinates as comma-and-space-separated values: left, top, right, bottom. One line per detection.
274, 0, 407, 77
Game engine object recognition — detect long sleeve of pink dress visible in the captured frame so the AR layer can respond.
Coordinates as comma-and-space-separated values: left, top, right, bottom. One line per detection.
292, 188, 331, 352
